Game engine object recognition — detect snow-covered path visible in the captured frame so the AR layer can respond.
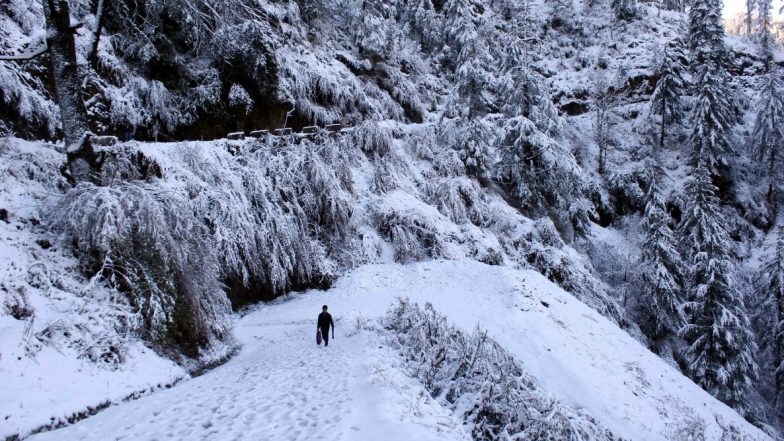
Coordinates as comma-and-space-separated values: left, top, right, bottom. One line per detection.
29, 305, 467, 441
27, 261, 771, 441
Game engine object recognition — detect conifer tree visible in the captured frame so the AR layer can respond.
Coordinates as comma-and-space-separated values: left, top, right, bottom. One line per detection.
688, 63, 736, 172
755, 0, 773, 61
688, 0, 727, 66
751, 71, 784, 182
678, 162, 758, 413
649, 40, 688, 149
612, 0, 637, 21
497, 4, 560, 134
455, 118, 494, 178
638, 178, 684, 343
759, 225, 784, 414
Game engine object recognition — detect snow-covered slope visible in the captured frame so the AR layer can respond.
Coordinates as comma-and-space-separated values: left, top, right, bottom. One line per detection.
27, 261, 770, 441
0, 140, 190, 440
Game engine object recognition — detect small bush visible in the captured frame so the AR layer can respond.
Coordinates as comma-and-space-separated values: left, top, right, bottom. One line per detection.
383, 299, 616, 440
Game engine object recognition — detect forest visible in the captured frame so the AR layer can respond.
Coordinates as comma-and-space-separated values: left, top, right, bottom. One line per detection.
1, 0, 784, 438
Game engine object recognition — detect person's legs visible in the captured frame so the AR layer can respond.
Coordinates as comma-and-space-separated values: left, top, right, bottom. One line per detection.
321, 328, 330, 346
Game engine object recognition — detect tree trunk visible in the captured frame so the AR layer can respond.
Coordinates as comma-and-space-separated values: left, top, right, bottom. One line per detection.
659, 96, 666, 150
87, 0, 107, 69
42, 0, 97, 183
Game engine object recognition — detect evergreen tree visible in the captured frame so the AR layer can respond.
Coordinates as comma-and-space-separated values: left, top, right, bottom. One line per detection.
497, 4, 560, 134
688, 0, 727, 66
755, 0, 773, 60
750, 70, 784, 184
687, 0, 737, 173
612, 0, 637, 21
638, 178, 684, 343
678, 162, 758, 413
454, 117, 494, 178
759, 225, 784, 414
688, 63, 736, 173
495, 116, 588, 233
649, 40, 689, 150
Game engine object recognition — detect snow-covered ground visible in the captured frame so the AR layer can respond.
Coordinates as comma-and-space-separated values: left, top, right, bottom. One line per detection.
0, 140, 190, 440
26, 261, 769, 441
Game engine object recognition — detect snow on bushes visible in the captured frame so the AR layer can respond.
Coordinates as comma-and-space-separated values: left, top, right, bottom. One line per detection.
505, 219, 625, 323
53, 181, 232, 359
383, 298, 615, 440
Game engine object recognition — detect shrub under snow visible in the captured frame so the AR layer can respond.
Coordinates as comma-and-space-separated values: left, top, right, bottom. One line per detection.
383, 299, 616, 440
53, 182, 232, 359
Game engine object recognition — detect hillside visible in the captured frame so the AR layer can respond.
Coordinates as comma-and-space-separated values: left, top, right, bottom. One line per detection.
2, 0, 784, 439
24, 261, 771, 441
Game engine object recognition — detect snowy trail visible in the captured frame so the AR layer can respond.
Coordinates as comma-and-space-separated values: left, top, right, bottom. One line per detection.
28, 309, 466, 441
26, 261, 771, 441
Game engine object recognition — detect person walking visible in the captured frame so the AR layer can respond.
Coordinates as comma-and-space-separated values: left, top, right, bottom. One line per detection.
317, 305, 335, 347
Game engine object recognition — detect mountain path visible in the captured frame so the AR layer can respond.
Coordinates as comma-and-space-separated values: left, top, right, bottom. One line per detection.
26, 317, 396, 440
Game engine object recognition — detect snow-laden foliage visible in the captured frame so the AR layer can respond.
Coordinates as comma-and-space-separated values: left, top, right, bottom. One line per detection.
508, 219, 625, 323
688, 63, 737, 173
678, 163, 758, 414
496, 116, 591, 233
439, 117, 495, 179
688, 0, 728, 66
648, 39, 689, 150
637, 179, 684, 344
383, 299, 616, 440
750, 70, 784, 180
758, 226, 784, 417
53, 182, 232, 358
612, 0, 638, 21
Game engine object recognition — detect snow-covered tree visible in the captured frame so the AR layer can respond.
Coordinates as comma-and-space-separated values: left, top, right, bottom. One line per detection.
679, 162, 758, 413
688, 0, 727, 66
444, 0, 493, 118
496, 116, 589, 234
687, 0, 737, 173
612, 0, 637, 21
592, 73, 621, 175
755, 0, 773, 59
649, 40, 689, 150
497, 4, 560, 134
453, 117, 495, 178
350, 0, 400, 59
688, 63, 737, 173
638, 178, 684, 343
759, 225, 784, 414
750, 70, 784, 184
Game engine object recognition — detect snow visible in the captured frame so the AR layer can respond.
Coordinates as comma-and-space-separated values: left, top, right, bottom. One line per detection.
27, 260, 770, 441
0, 139, 188, 440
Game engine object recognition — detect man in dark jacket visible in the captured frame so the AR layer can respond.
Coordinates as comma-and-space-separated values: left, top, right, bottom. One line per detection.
317, 305, 335, 346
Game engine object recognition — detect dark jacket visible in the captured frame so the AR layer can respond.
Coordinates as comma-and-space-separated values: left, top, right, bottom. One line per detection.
317, 311, 334, 336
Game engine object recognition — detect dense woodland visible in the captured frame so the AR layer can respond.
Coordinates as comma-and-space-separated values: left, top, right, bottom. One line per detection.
1, 0, 784, 436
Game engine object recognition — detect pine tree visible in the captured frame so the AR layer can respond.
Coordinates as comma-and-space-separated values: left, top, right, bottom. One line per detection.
750, 70, 784, 182
638, 178, 684, 343
688, 0, 727, 66
445, 0, 493, 118
678, 162, 758, 413
688, 63, 736, 173
755, 0, 774, 68
760, 225, 784, 414
612, 0, 637, 21
497, 4, 560, 134
455, 117, 494, 178
649, 40, 689, 150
